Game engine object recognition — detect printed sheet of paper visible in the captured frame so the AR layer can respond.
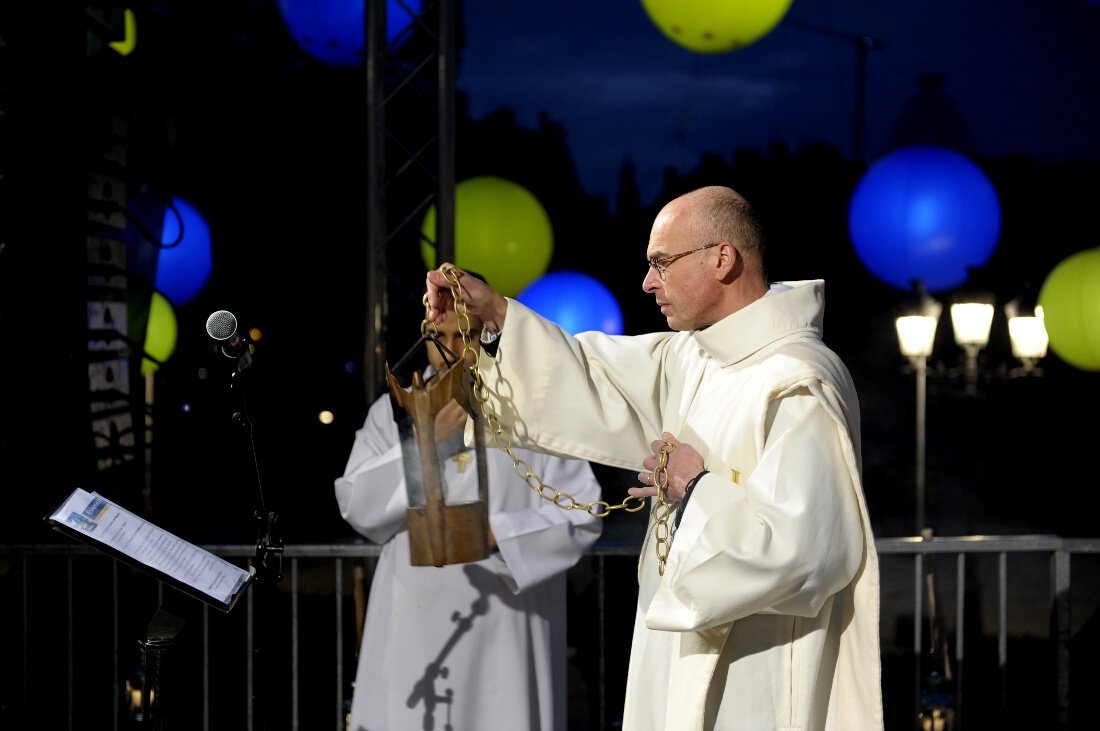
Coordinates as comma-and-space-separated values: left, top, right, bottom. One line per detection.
50, 487, 251, 607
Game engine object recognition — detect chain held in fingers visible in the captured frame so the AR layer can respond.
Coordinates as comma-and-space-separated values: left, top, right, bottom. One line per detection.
652, 440, 676, 576
434, 265, 648, 519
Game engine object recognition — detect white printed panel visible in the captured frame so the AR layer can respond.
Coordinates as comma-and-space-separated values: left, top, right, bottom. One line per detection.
87, 235, 128, 289
87, 300, 129, 352
88, 358, 130, 413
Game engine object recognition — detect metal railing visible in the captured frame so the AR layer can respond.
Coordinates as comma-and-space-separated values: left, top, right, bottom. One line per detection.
2, 536, 1098, 730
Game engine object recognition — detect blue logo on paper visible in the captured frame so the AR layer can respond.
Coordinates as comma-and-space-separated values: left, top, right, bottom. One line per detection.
66, 512, 97, 532
83, 496, 109, 521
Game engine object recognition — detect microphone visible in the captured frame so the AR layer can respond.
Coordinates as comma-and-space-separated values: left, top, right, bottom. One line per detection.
206, 310, 250, 359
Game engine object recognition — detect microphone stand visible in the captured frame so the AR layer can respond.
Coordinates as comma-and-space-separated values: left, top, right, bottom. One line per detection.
226, 344, 283, 730
229, 350, 284, 584
205, 316, 285, 583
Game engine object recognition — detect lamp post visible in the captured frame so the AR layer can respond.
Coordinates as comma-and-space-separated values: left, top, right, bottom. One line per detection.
896, 296, 941, 534
895, 286, 1048, 534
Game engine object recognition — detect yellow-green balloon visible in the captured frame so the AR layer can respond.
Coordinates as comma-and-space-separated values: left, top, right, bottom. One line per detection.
420, 176, 553, 297
142, 291, 178, 375
1038, 247, 1100, 372
640, 0, 793, 54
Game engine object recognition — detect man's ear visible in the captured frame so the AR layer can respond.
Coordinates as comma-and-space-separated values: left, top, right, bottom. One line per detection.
716, 241, 739, 279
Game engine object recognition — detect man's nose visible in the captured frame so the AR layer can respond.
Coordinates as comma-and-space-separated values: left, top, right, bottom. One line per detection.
642, 267, 660, 292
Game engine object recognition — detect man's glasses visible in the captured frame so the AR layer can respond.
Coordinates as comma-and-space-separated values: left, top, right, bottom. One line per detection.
646, 242, 721, 281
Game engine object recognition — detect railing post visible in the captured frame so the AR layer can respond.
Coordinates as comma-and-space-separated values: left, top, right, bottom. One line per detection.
335, 557, 344, 731
1051, 548, 1071, 730
913, 551, 924, 722
955, 553, 966, 730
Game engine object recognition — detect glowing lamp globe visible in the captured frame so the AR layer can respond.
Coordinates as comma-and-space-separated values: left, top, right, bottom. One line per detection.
848, 145, 1002, 293
640, 0, 793, 54
142, 291, 178, 375
277, 0, 422, 66
1038, 247, 1100, 371
517, 271, 624, 336
154, 196, 212, 307
421, 177, 553, 298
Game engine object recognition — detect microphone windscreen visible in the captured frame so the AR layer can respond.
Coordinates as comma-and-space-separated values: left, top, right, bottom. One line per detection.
206, 310, 238, 341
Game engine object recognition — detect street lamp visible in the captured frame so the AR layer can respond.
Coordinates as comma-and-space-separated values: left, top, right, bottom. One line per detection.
1004, 299, 1049, 375
949, 300, 994, 396
895, 284, 1048, 534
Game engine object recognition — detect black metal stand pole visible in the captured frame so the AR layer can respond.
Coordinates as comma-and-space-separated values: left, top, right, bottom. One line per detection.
227, 349, 283, 730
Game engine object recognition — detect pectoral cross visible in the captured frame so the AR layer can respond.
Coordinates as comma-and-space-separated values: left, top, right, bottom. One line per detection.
451, 450, 472, 473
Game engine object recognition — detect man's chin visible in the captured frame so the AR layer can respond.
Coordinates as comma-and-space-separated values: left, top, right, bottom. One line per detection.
659, 305, 688, 330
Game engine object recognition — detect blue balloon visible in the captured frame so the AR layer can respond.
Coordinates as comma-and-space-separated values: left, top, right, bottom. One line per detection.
518, 271, 624, 336
277, 0, 423, 66
848, 145, 1002, 293
154, 196, 212, 306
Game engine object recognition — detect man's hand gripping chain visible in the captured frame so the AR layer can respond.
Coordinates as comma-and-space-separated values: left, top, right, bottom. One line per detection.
429, 266, 649, 520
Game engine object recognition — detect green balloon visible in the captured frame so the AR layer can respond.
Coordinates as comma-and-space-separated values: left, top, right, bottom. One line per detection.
1038, 247, 1100, 372
421, 176, 553, 297
640, 0, 793, 54
142, 291, 178, 375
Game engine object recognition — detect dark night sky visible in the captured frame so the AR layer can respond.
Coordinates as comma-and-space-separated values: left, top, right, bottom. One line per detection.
458, 0, 1100, 204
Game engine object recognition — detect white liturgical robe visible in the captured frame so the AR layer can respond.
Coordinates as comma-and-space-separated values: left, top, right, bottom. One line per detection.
474, 280, 883, 731
335, 380, 602, 731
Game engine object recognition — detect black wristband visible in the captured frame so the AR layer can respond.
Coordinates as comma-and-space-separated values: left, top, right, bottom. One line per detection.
674, 469, 709, 529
